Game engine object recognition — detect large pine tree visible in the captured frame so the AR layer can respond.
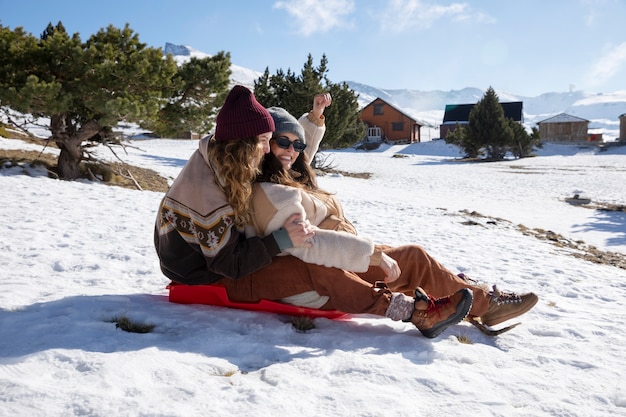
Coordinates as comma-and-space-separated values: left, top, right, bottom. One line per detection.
1, 22, 230, 180
466, 87, 514, 160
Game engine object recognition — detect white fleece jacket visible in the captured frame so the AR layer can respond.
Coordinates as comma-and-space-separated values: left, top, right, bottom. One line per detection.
251, 182, 375, 272
249, 111, 375, 308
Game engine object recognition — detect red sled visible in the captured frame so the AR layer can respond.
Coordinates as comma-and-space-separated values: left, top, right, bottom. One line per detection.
167, 283, 347, 319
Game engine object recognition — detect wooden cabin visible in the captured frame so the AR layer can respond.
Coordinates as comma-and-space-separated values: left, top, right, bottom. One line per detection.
439, 101, 524, 139
537, 113, 590, 143
359, 98, 424, 144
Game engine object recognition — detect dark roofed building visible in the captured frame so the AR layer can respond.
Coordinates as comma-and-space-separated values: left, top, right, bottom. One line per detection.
440, 101, 524, 139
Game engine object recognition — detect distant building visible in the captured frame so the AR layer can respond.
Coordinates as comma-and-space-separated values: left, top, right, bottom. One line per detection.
439, 102, 524, 139
537, 113, 590, 143
620, 113, 626, 141
178, 131, 202, 140
359, 98, 425, 144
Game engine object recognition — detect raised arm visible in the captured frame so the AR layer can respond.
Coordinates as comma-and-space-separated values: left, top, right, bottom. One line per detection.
300, 93, 332, 161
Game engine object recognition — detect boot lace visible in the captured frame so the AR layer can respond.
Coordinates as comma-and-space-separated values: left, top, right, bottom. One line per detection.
490, 285, 522, 305
414, 293, 451, 318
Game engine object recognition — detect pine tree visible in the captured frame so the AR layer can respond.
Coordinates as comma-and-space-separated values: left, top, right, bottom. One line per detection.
253, 54, 364, 152
146, 53, 231, 138
466, 87, 513, 160
322, 81, 363, 148
509, 122, 540, 158
253, 69, 273, 106
0, 22, 179, 179
444, 123, 481, 159
254, 68, 299, 109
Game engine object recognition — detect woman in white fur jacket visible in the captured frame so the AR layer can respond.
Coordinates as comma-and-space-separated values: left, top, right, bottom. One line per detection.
250, 92, 395, 273
249, 102, 377, 273
250, 96, 538, 331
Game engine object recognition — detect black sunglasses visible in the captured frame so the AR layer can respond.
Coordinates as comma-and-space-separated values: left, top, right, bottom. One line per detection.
273, 136, 307, 153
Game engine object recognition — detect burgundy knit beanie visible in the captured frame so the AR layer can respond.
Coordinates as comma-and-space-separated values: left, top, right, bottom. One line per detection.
215, 85, 275, 142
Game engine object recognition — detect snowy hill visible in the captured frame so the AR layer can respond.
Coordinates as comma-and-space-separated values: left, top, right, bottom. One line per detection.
2, 136, 626, 416
165, 43, 626, 140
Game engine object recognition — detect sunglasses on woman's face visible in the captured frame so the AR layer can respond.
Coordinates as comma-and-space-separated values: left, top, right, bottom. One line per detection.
273, 136, 307, 153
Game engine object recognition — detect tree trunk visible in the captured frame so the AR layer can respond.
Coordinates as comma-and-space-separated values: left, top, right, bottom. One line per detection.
56, 137, 83, 180
50, 114, 102, 180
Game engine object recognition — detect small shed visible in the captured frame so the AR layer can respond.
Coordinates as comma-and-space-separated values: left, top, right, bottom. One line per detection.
537, 113, 589, 143
439, 101, 523, 138
359, 98, 424, 144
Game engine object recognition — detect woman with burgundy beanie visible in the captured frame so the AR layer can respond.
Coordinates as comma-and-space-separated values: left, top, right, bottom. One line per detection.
154, 85, 472, 339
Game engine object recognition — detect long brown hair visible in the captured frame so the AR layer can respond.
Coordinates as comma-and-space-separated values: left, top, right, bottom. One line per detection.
207, 136, 264, 228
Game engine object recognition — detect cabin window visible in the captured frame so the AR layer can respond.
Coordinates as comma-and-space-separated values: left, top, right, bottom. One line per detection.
392, 122, 404, 131
373, 104, 384, 115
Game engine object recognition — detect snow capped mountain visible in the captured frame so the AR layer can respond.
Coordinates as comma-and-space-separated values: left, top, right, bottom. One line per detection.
164, 43, 263, 89
164, 43, 626, 140
163, 43, 199, 58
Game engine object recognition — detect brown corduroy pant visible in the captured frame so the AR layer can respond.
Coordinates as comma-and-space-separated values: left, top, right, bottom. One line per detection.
218, 244, 491, 317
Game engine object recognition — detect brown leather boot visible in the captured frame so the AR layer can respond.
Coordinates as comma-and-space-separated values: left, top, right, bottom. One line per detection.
479, 285, 538, 327
406, 288, 473, 338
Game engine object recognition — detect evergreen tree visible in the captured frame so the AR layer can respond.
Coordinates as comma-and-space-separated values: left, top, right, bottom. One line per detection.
530, 126, 541, 145
253, 68, 273, 105
0, 25, 39, 107
508, 119, 529, 158
322, 81, 363, 149
444, 122, 481, 159
254, 68, 299, 109
146, 53, 231, 138
0, 22, 179, 180
466, 87, 513, 160
253, 54, 364, 152
509, 122, 540, 158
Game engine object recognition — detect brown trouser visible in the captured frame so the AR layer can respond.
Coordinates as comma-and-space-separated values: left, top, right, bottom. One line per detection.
218, 244, 491, 317
365, 245, 491, 317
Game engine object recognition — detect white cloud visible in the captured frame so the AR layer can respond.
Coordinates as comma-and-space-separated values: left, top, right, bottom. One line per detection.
379, 0, 493, 32
273, 0, 355, 36
585, 42, 626, 89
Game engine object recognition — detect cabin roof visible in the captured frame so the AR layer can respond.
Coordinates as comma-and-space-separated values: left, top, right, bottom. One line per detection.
442, 101, 523, 123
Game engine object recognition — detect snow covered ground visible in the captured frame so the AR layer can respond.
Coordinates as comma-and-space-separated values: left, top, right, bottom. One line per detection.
1, 137, 625, 416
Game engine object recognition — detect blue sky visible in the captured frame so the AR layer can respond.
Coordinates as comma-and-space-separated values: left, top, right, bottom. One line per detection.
2, 0, 625, 96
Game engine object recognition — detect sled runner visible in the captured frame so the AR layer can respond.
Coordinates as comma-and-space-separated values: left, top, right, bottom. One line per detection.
466, 316, 521, 336
167, 283, 347, 319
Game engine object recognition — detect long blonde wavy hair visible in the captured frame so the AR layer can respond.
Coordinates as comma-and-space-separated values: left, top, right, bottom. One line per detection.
207, 136, 264, 228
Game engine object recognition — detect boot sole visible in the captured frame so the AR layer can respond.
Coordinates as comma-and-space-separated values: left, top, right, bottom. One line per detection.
420, 288, 473, 339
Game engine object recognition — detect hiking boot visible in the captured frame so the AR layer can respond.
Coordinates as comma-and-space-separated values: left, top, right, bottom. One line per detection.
405, 288, 473, 338
479, 285, 538, 327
